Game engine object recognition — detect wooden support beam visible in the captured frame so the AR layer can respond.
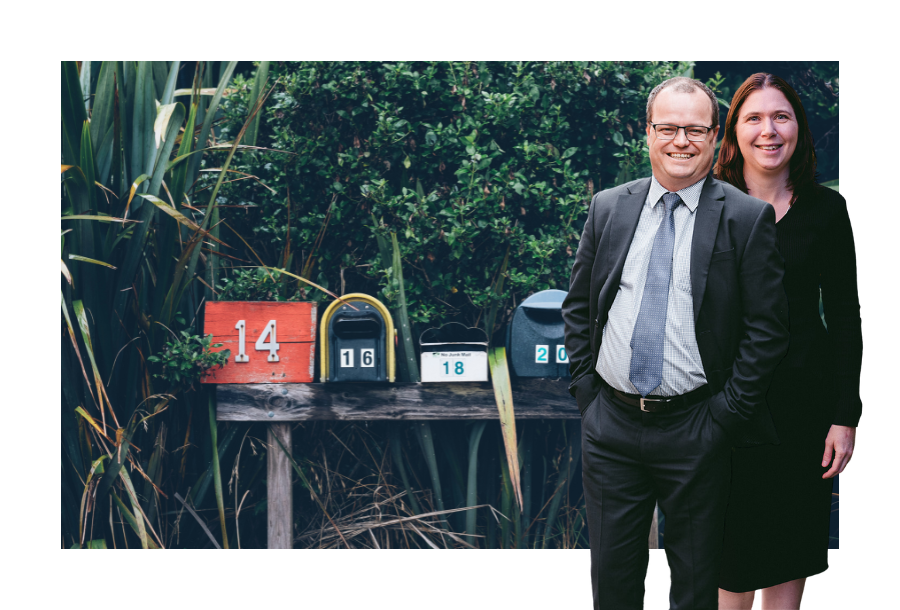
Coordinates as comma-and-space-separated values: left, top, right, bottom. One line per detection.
217, 378, 577, 422
267, 423, 293, 549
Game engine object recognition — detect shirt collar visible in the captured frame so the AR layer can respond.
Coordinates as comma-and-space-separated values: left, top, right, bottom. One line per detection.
647, 175, 706, 213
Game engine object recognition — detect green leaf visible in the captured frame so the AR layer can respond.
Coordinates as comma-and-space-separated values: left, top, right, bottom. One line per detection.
489, 347, 522, 511
186, 61, 238, 190
68, 254, 116, 270
243, 61, 270, 147
61, 62, 87, 164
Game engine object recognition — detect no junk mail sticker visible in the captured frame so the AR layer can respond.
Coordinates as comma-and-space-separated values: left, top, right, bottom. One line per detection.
201, 302, 316, 384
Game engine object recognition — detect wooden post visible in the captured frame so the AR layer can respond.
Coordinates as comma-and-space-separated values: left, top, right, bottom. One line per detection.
648, 503, 659, 549
267, 423, 293, 549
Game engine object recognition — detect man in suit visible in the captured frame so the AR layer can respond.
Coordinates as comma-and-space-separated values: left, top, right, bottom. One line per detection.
562, 77, 789, 609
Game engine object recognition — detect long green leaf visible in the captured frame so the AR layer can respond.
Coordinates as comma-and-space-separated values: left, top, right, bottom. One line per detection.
72, 300, 109, 423
188, 424, 239, 508
120, 61, 137, 188
541, 420, 581, 548
160, 61, 180, 105
207, 390, 229, 549
488, 346, 522, 510
111, 493, 160, 549
484, 248, 510, 344
130, 61, 154, 186
153, 94, 198, 326
79, 60, 92, 112
78, 456, 107, 545
391, 233, 420, 382
119, 468, 148, 549
61, 293, 96, 407
62, 214, 137, 223
414, 422, 446, 528
185, 61, 237, 193
389, 426, 422, 516
466, 421, 487, 538
152, 61, 169, 99
138, 194, 211, 236
90, 62, 117, 184
243, 61, 269, 147
499, 441, 513, 548
61, 62, 87, 164
111, 103, 184, 347
68, 254, 116, 269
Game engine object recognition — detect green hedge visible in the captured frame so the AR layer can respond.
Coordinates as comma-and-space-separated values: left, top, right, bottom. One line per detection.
210, 61, 692, 335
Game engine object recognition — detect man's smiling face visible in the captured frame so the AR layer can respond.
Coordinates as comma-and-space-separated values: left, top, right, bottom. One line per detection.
646, 87, 719, 192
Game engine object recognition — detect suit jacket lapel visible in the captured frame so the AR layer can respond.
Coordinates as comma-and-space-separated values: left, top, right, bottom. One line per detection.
606, 179, 650, 296
691, 178, 725, 321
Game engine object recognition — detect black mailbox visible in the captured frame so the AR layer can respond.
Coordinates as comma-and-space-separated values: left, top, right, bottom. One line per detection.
320, 293, 395, 382
419, 323, 489, 382
506, 289, 570, 378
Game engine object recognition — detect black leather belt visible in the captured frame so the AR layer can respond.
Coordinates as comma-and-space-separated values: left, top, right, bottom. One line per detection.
608, 383, 711, 413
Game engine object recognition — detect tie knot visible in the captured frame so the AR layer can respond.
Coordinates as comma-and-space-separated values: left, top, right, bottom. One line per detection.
662, 192, 682, 211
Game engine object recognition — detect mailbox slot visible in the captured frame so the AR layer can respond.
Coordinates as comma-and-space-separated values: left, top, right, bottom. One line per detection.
334, 315, 382, 338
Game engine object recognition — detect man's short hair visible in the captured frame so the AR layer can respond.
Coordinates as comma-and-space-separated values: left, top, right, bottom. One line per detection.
646, 77, 719, 129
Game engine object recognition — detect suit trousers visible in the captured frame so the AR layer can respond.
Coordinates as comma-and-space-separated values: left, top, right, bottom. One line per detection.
581, 382, 731, 610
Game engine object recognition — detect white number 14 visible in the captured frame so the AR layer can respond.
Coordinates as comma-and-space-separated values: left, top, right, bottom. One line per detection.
234, 320, 280, 363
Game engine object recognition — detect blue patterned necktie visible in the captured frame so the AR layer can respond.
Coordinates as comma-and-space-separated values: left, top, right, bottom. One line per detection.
629, 192, 681, 396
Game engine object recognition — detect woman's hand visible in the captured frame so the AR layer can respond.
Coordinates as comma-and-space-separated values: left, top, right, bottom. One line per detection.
822, 424, 856, 478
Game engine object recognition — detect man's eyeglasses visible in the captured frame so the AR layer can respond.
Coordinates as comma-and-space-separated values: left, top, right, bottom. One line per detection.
649, 123, 714, 142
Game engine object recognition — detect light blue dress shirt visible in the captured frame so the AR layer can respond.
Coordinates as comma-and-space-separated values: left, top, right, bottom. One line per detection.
595, 175, 708, 396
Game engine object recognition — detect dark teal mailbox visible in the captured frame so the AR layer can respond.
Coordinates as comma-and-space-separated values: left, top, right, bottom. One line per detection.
320, 294, 396, 383
506, 289, 570, 378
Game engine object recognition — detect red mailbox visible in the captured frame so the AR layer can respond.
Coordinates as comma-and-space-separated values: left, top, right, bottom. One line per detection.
201, 301, 316, 384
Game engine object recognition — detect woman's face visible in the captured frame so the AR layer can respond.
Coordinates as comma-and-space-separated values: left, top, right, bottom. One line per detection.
735, 87, 799, 176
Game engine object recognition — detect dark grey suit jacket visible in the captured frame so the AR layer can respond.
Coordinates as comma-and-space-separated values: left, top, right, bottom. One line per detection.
561, 175, 789, 446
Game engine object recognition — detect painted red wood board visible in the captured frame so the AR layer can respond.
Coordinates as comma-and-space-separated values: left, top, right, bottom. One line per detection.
201, 301, 316, 384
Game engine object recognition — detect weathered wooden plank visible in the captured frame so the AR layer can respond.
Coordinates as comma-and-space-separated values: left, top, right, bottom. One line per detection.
267, 423, 293, 549
217, 379, 578, 421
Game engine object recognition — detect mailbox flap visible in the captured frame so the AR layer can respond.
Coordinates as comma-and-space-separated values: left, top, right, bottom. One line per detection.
419, 322, 488, 352
518, 288, 567, 310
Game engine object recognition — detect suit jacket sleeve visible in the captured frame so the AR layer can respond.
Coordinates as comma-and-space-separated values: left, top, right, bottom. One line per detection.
562, 192, 601, 412
707, 201, 790, 436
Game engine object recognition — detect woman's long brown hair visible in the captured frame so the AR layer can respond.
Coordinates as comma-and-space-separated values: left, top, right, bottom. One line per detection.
714, 73, 817, 194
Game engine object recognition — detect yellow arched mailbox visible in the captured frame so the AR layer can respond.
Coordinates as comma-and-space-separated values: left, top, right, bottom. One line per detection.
319, 293, 395, 383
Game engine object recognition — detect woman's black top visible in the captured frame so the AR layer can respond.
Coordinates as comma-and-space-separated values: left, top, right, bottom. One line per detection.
774, 183, 862, 426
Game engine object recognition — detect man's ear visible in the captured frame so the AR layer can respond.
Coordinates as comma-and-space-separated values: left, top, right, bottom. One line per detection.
646, 123, 653, 139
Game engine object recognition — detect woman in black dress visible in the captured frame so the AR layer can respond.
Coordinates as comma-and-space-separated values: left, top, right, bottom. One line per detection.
714, 73, 862, 610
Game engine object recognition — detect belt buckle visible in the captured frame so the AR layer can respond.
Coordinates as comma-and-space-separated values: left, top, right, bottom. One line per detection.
640, 397, 664, 412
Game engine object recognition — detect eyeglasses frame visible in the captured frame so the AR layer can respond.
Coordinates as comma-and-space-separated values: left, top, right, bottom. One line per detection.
649, 122, 716, 142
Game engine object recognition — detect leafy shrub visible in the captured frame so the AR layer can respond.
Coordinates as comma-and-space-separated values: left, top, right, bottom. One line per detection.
216, 267, 301, 302
147, 331, 231, 388
209, 61, 692, 336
